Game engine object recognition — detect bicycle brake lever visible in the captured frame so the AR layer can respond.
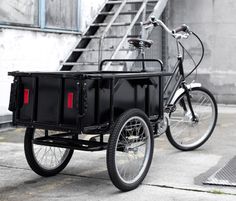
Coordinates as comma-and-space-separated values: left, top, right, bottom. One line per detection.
144, 24, 153, 29
173, 33, 190, 40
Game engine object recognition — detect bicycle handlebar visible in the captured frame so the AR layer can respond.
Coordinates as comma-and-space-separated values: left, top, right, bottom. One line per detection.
172, 24, 189, 34
141, 16, 191, 39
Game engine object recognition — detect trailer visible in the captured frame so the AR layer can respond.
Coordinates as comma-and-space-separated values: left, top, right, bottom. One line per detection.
8, 59, 171, 191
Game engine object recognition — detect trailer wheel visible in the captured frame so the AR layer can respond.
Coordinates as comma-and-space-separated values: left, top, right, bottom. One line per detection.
24, 128, 74, 177
107, 109, 154, 191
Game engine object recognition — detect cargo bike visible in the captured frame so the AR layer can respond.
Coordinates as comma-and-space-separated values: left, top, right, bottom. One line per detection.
8, 17, 217, 191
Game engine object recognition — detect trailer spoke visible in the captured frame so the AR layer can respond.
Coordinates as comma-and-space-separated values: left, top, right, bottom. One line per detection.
32, 129, 71, 170
113, 115, 152, 184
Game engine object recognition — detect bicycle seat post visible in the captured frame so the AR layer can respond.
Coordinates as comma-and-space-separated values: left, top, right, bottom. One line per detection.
128, 38, 153, 71
140, 41, 146, 72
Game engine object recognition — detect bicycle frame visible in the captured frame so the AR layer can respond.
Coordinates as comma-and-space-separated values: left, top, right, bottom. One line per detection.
163, 57, 184, 107
163, 46, 198, 121
142, 17, 201, 120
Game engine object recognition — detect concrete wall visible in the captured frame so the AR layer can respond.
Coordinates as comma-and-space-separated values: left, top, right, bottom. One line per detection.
0, 0, 105, 117
168, 0, 236, 104
0, 29, 78, 116
80, 0, 106, 31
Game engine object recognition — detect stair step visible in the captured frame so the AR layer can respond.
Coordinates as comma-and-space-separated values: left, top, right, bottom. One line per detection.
62, 62, 99, 66
100, 10, 153, 15
60, 0, 162, 71
106, 0, 158, 5
73, 48, 131, 52
62, 61, 129, 66
82, 35, 139, 39
91, 22, 140, 27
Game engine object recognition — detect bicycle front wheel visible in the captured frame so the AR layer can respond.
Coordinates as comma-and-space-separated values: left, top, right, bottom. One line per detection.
166, 87, 217, 151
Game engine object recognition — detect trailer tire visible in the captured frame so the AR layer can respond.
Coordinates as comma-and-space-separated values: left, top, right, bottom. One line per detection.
107, 109, 154, 191
24, 128, 74, 177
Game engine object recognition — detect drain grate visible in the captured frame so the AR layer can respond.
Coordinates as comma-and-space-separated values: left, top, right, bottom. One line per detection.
204, 156, 236, 187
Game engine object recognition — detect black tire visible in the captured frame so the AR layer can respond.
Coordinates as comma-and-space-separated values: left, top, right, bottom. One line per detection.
166, 87, 218, 151
24, 128, 74, 177
107, 109, 154, 191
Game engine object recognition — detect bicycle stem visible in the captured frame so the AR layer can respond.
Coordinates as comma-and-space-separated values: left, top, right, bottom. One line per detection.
176, 40, 182, 58
144, 17, 189, 59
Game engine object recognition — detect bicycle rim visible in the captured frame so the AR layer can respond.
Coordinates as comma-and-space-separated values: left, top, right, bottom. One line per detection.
168, 88, 217, 149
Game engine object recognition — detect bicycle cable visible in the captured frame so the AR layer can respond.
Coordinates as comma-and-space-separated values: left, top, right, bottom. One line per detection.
183, 31, 204, 79
179, 41, 198, 79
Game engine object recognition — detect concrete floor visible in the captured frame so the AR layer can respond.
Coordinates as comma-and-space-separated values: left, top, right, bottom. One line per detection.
0, 105, 236, 201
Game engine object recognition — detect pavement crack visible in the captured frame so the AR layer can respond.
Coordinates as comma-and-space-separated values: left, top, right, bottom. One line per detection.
2, 164, 236, 197
60, 172, 110, 181
0, 164, 30, 171
0, 164, 110, 181
143, 183, 236, 196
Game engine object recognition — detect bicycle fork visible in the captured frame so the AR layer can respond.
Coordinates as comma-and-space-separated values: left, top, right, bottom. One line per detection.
181, 83, 198, 122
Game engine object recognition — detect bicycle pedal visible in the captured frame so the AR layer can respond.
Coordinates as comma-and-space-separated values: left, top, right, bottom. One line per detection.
153, 132, 163, 138
165, 105, 176, 113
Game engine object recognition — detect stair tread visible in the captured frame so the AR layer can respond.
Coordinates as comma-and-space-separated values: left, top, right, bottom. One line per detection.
91, 22, 140, 27
100, 10, 153, 15
73, 48, 131, 52
60, 0, 161, 71
106, 0, 158, 5
82, 35, 139, 39
62, 62, 99, 65
63, 62, 129, 65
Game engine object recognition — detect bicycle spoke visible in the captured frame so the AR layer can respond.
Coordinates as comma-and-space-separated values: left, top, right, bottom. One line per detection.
168, 88, 216, 149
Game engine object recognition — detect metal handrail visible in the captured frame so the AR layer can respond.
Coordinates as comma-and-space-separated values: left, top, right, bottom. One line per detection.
103, 0, 149, 70
98, 0, 128, 64
106, 0, 169, 71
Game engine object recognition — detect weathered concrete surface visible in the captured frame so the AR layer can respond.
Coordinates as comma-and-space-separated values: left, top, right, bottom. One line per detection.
0, 0, 106, 117
0, 104, 236, 200
168, 0, 236, 104
0, 29, 79, 116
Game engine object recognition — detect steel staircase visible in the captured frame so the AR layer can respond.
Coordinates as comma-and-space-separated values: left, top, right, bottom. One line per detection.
60, 0, 168, 71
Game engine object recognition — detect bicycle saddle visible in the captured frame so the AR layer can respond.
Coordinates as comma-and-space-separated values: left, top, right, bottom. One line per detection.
128, 38, 153, 49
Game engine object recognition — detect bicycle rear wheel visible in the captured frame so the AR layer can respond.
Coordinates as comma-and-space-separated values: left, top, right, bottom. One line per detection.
166, 87, 217, 151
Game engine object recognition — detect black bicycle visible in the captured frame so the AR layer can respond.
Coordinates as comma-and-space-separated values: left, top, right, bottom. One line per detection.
128, 16, 218, 151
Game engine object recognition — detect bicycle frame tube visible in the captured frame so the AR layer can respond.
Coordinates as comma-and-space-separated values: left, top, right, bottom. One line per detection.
164, 55, 197, 120
182, 83, 197, 120
177, 56, 198, 120
164, 56, 185, 106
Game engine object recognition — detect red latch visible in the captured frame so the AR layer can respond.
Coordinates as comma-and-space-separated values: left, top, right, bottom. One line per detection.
24, 89, 29, 105
67, 92, 74, 109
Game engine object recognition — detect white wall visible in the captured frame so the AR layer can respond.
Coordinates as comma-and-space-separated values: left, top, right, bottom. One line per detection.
80, 0, 106, 31
0, 0, 105, 117
168, 0, 236, 104
0, 29, 78, 115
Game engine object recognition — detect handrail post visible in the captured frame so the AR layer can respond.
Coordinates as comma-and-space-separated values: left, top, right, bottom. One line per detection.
98, 0, 128, 67
104, 0, 148, 70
